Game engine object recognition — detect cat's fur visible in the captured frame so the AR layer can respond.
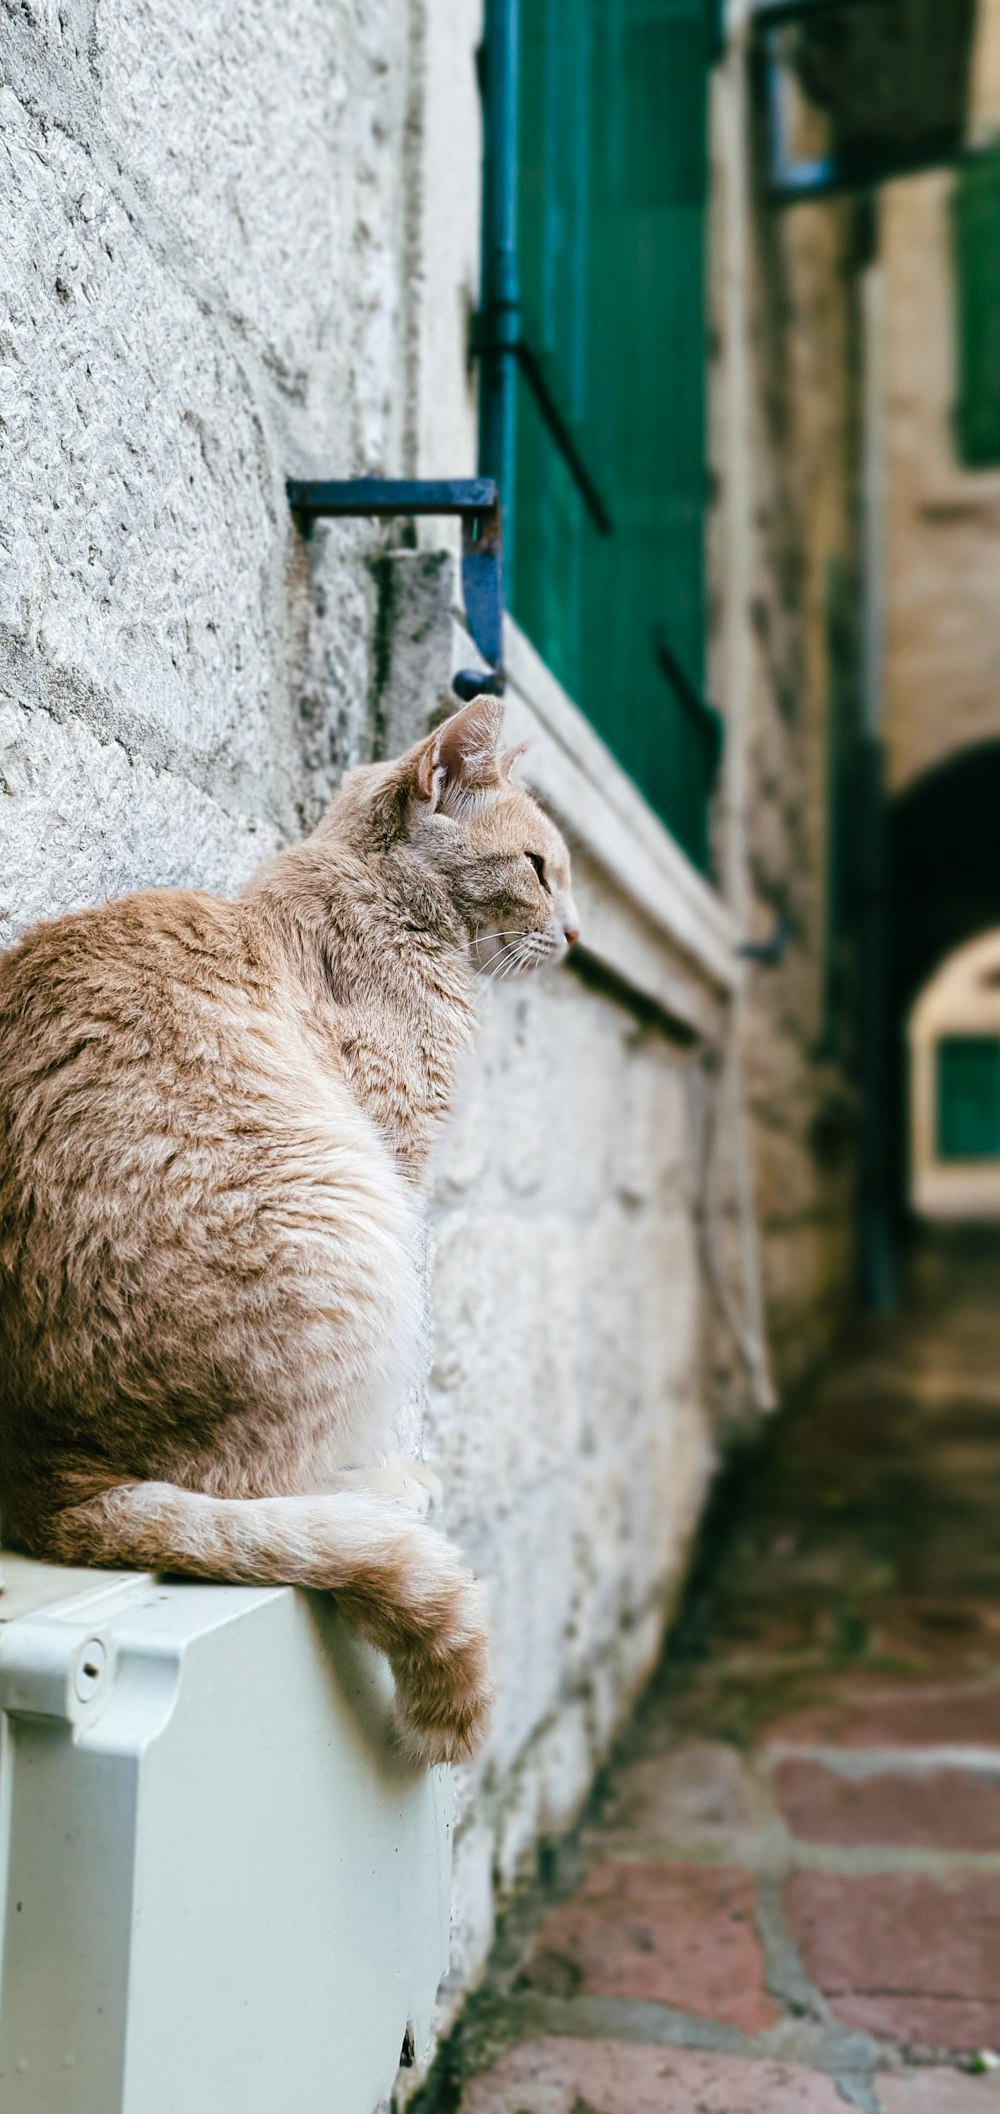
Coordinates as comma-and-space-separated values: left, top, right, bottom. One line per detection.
0, 698, 578, 1763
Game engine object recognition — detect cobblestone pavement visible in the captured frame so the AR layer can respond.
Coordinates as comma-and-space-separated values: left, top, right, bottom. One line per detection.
433, 1234, 1000, 2113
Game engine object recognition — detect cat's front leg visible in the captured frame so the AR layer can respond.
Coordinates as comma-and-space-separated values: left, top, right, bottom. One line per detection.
315, 1456, 443, 1519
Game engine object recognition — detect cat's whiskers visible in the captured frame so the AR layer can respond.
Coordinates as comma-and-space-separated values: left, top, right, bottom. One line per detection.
485, 943, 519, 981
497, 937, 533, 981
472, 925, 526, 981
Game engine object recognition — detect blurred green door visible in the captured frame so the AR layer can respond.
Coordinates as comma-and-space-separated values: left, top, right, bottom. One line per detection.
937, 1037, 1000, 1158
953, 149, 1000, 468
510, 0, 717, 871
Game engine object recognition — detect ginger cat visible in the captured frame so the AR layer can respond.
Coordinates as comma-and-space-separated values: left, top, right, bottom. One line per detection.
0, 698, 578, 1763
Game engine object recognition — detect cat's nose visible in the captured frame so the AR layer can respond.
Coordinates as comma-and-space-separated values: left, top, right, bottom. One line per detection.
560, 892, 580, 947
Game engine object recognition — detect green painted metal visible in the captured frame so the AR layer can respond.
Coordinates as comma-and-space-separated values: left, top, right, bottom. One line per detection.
937, 1035, 1000, 1159
509, 0, 715, 870
953, 150, 1000, 468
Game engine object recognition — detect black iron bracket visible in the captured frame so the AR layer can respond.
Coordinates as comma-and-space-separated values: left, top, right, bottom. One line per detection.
653, 627, 725, 775
738, 913, 794, 965
473, 319, 613, 537
286, 477, 505, 701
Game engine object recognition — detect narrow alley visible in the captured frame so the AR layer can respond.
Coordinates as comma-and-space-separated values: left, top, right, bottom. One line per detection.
439, 1236, 1000, 2114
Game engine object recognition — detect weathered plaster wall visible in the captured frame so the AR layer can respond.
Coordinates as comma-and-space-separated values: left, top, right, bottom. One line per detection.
707, 52, 860, 1396
1, 0, 725, 2082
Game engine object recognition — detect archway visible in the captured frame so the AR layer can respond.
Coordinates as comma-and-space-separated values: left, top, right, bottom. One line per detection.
888, 741, 1000, 1226
908, 930, 1000, 1220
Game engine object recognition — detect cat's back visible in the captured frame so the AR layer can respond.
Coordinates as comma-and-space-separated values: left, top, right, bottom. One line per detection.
0, 886, 293, 1161
0, 885, 417, 1474
1, 888, 248, 1100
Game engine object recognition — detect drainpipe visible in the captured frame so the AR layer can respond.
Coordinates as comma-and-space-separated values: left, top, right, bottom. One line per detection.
857, 202, 897, 1311
478, 0, 520, 514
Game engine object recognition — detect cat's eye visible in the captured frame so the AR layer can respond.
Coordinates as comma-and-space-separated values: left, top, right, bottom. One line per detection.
526, 852, 550, 893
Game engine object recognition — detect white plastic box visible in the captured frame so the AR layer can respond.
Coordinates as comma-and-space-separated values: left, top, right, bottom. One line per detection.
0, 1555, 452, 2114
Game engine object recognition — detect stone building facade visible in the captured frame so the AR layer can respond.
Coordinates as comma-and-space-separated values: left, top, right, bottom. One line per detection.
707, 28, 862, 1395
883, 0, 1000, 799
878, 0, 1000, 1231
1, 0, 870, 2085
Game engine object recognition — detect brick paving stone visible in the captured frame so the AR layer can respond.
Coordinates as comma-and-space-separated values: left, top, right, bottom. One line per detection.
524, 1861, 779, 2032
775, 1760, 1000, 1849
595, 1739, 773, 1848
765, 1677, 1000, 1754
867, 1598, 1000, 1669
877, 2072, 1000, 2114
459, 2037, 848, 2113
441, 1252, 1000, 2112
786, 1872, 1000, 2049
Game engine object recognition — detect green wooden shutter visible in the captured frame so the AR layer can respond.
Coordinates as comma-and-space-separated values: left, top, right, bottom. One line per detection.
953, 150, 1000, 468
937, 1036, 1000, 1158
510, 0, 715, 871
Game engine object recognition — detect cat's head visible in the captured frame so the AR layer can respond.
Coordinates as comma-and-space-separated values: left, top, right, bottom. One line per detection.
349, 697, 579, 975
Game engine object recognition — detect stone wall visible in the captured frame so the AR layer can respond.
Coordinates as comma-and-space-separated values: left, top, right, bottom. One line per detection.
428, 955, 714, 2007
882, 0, 1000, 799
706, 46, 862, 1398
1, 0, 485, 932
1, 0, 734, 2081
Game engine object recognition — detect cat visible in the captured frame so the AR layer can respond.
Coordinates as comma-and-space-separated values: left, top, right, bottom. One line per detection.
0, 696, 578, 1764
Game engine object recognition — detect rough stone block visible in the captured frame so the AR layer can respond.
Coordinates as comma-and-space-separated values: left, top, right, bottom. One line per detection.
94, 0, 407, 452
566, 1456, 630, 1671
616, 1043, 692, 1209
535, 1702, 594, 1838
494, 1763, 544, 1898
0, 85, 293, 813
579, 1204, 645, 1447
586, 1652, 633, 1761
431, 1069, 493, 1206
484, 1486, 578, 1777
288, 522, 381, 824
444, 1820, 496, 1995
637, 1212, 701, 1403
0, 700, 277, 946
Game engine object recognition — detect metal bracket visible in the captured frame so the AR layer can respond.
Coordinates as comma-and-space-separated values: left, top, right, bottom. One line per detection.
738, 913, 794, 965
286, 477, 505, 701
473, 321, 614, 537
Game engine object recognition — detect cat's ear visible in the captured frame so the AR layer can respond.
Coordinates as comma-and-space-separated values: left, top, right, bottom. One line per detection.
414, 697, 505, 813
500, 739, 529, 779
